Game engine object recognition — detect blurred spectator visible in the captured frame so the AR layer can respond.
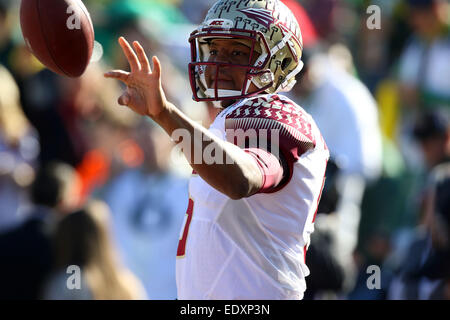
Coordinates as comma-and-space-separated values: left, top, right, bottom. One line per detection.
43, 201, 146, 300
304, 203, 345, 299
19, 69, 83, 167
412, 111, 450, 169
354, 0, 404, 93
395, 0, 449, 169
305, 160, 347, 299
347, 230, 394, 300
293, 46, 382, 180
422, 164, 450, 282
100, 122, 188, 300
73, 64, 148, 202
398, 0, 450, 112
31, 162, 81, 215
0, 64, 39, 233
372, 108, 450, 300
292, 44, 383, 293
387, 163, 450, 299
0, 162, 78, 300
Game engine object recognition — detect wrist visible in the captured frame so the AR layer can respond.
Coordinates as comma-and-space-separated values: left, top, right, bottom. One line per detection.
150, 101, 175, 129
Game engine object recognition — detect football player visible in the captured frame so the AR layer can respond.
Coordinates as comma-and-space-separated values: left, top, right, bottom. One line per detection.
105, 0, 329, 300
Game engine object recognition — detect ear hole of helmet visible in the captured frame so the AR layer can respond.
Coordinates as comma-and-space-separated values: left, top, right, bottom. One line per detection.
281, 58, 292, 71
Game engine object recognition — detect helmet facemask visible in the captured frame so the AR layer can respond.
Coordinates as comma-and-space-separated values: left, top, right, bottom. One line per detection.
189, 28, 274, 102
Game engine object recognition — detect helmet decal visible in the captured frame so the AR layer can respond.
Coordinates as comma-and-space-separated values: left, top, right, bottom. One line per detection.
238, 8, 274, 29
206, 19, 234, 28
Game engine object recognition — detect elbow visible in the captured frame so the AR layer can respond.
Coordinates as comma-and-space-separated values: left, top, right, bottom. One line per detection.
222, 159, 264, 200
225, 184, 248, 200
224, 178, 259, 200
227, 193, 243, 200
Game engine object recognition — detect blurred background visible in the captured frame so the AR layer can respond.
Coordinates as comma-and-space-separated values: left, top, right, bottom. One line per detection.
0, 0, 449, 300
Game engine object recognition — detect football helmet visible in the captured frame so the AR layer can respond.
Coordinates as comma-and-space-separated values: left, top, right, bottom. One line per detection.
189, 0, 304, 101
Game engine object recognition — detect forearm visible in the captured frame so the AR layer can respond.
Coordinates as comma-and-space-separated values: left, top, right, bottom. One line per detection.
151, 102, 263, 199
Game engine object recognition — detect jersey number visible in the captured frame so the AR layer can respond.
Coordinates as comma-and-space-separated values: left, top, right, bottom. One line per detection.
177, 198, 194, 258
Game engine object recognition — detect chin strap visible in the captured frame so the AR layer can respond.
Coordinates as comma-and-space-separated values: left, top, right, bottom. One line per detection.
211, 101, 223, 109
204, 88, 242, 99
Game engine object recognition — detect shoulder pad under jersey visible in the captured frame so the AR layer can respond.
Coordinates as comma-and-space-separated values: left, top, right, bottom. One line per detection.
225, 95, 316, 161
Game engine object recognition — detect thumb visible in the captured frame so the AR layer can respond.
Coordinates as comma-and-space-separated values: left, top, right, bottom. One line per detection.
118, 93, 130, 106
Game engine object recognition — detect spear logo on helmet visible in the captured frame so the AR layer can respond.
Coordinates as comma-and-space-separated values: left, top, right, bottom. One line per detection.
238, 8, 274, 29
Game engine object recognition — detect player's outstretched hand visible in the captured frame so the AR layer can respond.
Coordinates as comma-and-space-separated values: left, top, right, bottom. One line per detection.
104, 37, 168, 119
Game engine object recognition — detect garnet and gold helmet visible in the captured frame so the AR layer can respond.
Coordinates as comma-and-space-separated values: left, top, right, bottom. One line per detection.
189, 0, 304, 101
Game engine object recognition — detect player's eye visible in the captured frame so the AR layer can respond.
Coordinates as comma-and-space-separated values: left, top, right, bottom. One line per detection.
209, 49, 218, 56
232, 50, 245, 56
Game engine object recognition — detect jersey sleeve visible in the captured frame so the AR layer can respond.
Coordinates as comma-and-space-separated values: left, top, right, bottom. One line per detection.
244, 147, 285, 194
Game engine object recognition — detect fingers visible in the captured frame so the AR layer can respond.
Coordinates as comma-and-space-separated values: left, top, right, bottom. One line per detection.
152, 56, 161, 79
133, 41, 151, 74
104, 70, 130, 84
119, 37, 141, 72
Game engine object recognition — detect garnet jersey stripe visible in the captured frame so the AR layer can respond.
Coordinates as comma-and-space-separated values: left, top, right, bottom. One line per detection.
177, 198, 194, 258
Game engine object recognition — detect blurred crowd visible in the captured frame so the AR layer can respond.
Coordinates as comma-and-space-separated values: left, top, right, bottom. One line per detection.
0, 0, 449, 300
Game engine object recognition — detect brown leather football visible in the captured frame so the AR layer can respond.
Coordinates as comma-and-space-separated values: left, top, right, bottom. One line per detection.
20, 0, 95, 78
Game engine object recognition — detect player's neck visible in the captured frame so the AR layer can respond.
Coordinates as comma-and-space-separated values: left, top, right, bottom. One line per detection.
221, 100, 237, 108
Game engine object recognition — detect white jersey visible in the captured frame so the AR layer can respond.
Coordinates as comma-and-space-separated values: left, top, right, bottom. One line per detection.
176, 94, 329, 300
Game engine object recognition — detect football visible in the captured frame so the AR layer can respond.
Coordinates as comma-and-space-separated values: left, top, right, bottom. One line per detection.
20, 0, 95, 77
